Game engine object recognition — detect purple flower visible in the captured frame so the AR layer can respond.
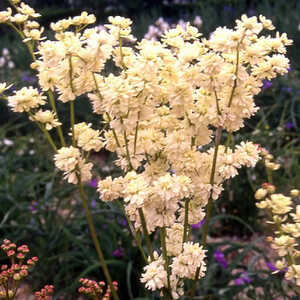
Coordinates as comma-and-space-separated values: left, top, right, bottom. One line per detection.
285, 122, 295, 130
235, 272, 251, 285
29, 201, 38, 213
262, 80, 272, 89
192, 218, 205, 229
91, 199, 97, 208
281, 86, 292, 93
214, 250, 227, 269
266, 262, 287, 274
112, 247, 124, 258
21, 72, 36, 84
248, 9, 256, 16
88, 178, 98, 188
266, 262, 277, 272
235, 278, 244, 285
224, 5, 234, 12
120, 218, 127, 227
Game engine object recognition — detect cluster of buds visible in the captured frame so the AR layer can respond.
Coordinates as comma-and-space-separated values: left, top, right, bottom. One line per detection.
255, 155, 300, 290
0, 0, 44, 42
254, 182, 276, 200
0, 239, 38, 299
78, 278, 118, 300
260, 147, 280, 171
34, 285, 54, 300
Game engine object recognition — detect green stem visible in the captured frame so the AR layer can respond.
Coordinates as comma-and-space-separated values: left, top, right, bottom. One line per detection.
118, 34, 127, 71
0, 94, 8, 101
28, 112, 57, 152
78, 181, 119, 300
160, 227, 172, 299
117, 200, 147, 263
136, 231, 148, 263
70, 100, 75, 147
266, 167, 273, 184
183, 198, 190, 245
138, 208, 154, 261
68, 55, 76, 147
227, 33, 245, 108
190, 127, 222, 299
134, 112, 140, 155
120, 117, 133, 170
68, 55, 75, 93
91, 73, 122, 149
225, 132, 232, 153
42, 128, 58, 152
48, 90, 66, 147
7, 22, 36, 61
211, 78, 221, 115
202, 127, 222, 246
107, 118, 121, 148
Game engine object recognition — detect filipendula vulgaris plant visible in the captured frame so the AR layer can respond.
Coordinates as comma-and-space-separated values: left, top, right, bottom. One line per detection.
0, 0, 293, 298
255, 148, 300, 298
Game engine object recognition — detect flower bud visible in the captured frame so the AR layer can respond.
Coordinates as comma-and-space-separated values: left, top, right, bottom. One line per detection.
275, 259, 286, 270
255, 188, 268, 200
7, 250, 15, 257
20, 269, 28, 277
7, 290, 14, 299
265, 161, 280, 170
290, 189, 299, 197
256, 200, 268, 209
13, 273, 21, 281
266, 184, 276, 194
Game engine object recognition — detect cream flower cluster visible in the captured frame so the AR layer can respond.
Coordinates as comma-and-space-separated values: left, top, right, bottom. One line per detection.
54, 122, 103, 184
140, 252, 167, 291
0, 1, 43, 42
7, 87, 46, 112
140, 243, 205, 299
255, 182, 300, 287
29, 109, 61, 130
5, 85, 61, 132
171, 242, 206, 280
54, 146, 92, 184
73, 123, 103, 152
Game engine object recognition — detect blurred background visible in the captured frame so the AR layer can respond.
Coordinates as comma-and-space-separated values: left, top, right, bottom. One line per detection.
0, 0, 299, 299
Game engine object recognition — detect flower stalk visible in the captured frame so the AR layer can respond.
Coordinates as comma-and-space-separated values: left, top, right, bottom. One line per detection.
78, 180, 119, 300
